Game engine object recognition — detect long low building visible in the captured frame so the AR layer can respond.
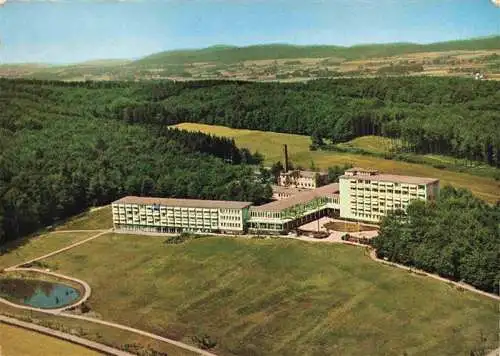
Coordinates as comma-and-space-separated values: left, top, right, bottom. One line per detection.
111, 168, 439, 236
248, 183, 340, 234
112, 196, 252, 234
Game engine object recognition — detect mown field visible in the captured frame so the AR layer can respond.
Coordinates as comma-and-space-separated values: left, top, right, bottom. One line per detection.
0, 231, 96, 270
55, 206, 112, 231
0, 323, 101, 356
174, 123, 500, 203
39, 233, 497, 356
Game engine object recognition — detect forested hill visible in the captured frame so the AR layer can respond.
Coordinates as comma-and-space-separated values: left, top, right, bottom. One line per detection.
0, 79, 271, 244
136, 36, 500, 65
0, 76, 499, 244
109, 77, 500, 167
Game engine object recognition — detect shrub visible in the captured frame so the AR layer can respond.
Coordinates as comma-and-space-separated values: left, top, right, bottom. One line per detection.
192, 334, 217, 350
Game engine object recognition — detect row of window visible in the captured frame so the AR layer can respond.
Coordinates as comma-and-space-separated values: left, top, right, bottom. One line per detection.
220, 222, 241, 228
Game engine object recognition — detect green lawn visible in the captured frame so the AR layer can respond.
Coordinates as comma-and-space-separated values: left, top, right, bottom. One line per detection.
0, 232, 96, 270
56, 206, 112, 231
41, 233, 497, 356
174, 123, 500, 203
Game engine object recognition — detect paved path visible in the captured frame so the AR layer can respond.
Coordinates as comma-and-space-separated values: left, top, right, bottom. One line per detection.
6, 230, 111, 270
58, 313, 217, 356
283, 234, 500, 301
0, 228, 216, 355
0, 268, 92, 314
0, 315, 135, 356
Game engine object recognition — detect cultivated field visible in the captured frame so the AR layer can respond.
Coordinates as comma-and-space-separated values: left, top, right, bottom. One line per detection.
174, 123, 500, 203
37, 233, 497, 356
0, 323, 101, 356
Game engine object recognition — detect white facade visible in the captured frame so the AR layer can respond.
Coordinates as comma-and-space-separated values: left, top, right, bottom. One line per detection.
339, 168, 439, 222
278, 170, 327, 189
112, 197, 251, 234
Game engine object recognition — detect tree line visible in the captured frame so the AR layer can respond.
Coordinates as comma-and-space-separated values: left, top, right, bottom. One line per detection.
0, 79, 271, 245
373, 186, 500, 294
95, 77, 500, 167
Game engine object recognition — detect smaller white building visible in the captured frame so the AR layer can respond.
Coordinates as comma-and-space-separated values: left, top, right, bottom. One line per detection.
278, 170, 327, 189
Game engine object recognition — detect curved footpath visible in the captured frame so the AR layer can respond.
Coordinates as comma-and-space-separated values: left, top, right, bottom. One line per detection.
0, 315, 135, 356
1, 229, 216, 356
284, 234, 500, 301
1, 228, 498, 356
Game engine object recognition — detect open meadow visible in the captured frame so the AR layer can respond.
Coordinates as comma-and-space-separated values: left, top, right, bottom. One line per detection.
0, 323, 101, 356
174, 123, 500, 203
37, 233, 497, 356
0, 231, 97, 270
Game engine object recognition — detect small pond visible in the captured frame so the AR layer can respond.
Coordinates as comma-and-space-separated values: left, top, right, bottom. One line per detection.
0, 278, 80, 309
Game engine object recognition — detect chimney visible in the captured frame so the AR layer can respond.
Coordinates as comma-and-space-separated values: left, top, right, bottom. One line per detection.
283, 144, 289, 172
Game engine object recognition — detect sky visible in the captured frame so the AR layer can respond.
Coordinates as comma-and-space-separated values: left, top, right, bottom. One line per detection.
0, 0, 499, 64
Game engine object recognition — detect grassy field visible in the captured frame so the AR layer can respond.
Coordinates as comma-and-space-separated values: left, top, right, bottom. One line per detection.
0, 303, 196, 356
336, 135, 398, 154
55, 206, 112, 231
0, 231, 96, 270
0, 323, 101, 356
174, 123, 500, 203
38, 233, 497, 356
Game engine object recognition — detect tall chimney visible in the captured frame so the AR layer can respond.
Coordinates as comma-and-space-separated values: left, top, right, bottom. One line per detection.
283, 144, 289, 172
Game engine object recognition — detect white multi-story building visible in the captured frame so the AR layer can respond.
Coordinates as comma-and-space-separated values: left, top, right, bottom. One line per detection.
111, 168, 439, 235
339, 168, 439, 223
112, 196, 252, 234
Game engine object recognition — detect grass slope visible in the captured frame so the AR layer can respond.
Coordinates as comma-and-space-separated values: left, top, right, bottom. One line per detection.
55, 206, 112, 231
136, 36, 500, 65
174, 123, 500, 203
0, 323, 101, 356
0, 232, 96, 270
41, 234, 497, 356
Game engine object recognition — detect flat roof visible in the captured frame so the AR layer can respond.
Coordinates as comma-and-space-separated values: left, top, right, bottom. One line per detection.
252, 183, 339, 212
340, 174, 438, 185
271, 185, 309, 194
112, 196, 253, 209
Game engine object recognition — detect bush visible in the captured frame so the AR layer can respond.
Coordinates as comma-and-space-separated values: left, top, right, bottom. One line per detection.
164, 232, 200, 245
192, 334, 217, 350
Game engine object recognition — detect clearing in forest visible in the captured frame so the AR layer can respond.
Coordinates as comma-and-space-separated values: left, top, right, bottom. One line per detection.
174, 123, 500, 203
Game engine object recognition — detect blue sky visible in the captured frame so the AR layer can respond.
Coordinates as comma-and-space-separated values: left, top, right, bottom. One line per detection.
0, 0, 499, 64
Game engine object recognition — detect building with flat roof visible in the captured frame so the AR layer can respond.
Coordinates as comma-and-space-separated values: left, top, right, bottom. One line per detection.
248, 183, 340, 234
339, 168, 439, 223
271, 185, 308, 201
278, 170, 328, 189
112, 196, 252, 234
111, 168, 439, 235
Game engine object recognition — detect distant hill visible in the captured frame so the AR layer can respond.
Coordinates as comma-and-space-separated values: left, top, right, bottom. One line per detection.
135, 36, 500, 65
1, 36, 498, 81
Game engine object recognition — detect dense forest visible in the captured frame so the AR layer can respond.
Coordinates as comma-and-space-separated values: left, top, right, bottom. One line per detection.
374, 187, 500, 294
0, 79, 270, 244
1, 76, 499, 246
102, 77, 500, 167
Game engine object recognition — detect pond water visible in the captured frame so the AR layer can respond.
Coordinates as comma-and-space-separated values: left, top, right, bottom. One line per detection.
0, 278, 80, 309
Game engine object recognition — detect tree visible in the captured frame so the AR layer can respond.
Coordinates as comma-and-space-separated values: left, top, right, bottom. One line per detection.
270, 161, 284, 184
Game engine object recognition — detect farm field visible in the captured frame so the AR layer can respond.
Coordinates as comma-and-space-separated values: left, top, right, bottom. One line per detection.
0, 322, 101, 356
39, 233, 497, 356
0, 231, 96, 270
174, 123, 500, 203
